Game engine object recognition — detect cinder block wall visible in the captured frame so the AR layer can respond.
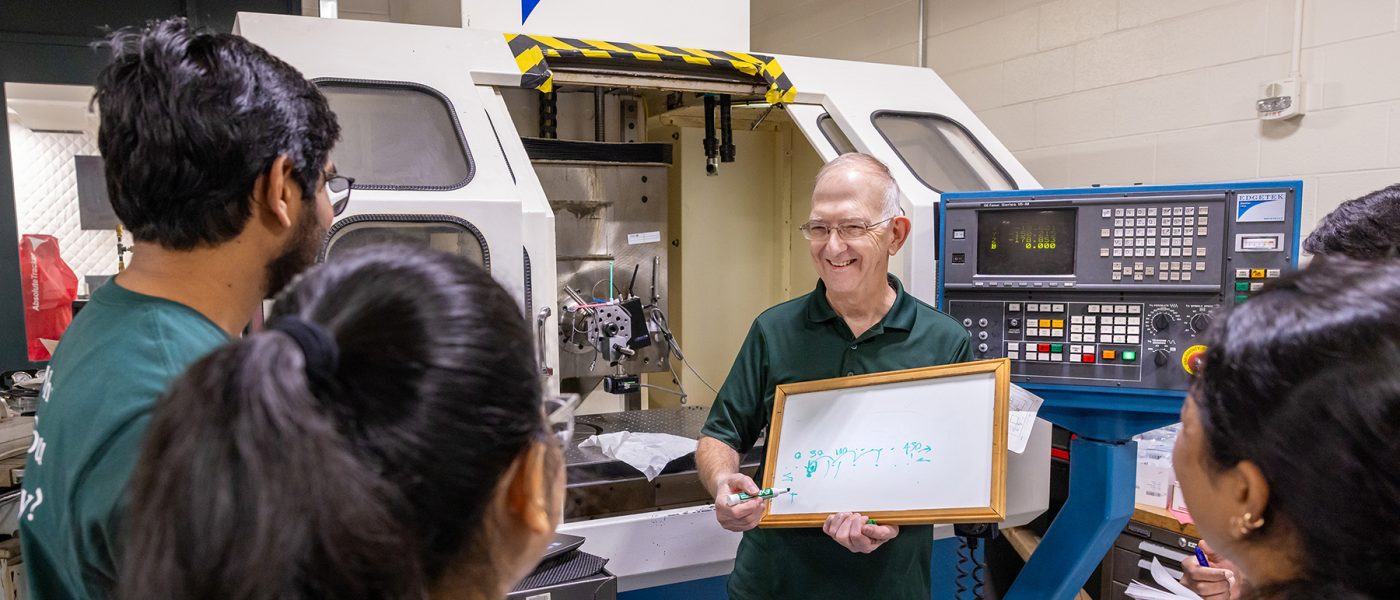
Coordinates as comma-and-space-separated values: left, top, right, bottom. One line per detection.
752, 0, 1400, 241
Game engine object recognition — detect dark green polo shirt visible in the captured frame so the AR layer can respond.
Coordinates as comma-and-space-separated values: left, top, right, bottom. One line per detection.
702, 275, 972, 600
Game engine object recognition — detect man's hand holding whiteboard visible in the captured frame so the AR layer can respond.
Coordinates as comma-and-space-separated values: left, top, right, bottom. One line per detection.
758, 359, 1011, 528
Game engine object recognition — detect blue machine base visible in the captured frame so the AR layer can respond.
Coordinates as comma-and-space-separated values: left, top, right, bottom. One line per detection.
1020, 384, 1184, 442
1003, 437, 1138, 600
1002, 386, 1181, 600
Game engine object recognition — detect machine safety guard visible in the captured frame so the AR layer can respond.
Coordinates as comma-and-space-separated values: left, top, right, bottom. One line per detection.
504, 33, 798, 104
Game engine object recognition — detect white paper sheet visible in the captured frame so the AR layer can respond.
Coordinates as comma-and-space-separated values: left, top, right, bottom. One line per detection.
1007, 384, 1045, 454
1125, 581, 1192, 600
1151, 557, 1204, 599
1122, 557, 1205, 600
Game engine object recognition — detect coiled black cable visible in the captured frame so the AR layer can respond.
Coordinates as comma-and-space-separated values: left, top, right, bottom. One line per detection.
955, 537, 972, 598
954, 522, 996, 600
967, 537, 986, 599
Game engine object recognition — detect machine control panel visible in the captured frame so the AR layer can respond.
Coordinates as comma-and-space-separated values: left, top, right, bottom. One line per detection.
940, 184, 1300, 391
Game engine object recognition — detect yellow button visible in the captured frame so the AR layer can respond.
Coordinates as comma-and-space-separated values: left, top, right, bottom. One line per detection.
1102, 350, 1117, 360
1250, 269, 1266, 279
1052, 319, 1064, 328
1039, 319, 1051, 328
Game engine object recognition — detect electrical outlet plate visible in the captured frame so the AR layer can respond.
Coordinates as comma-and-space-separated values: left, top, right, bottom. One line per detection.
1257, 78, 1305, 120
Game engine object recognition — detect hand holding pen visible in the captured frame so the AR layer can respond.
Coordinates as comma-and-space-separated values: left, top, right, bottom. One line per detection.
1180, 540, 1242, 600
723, 487, 791, 506
712, 473, 765, 533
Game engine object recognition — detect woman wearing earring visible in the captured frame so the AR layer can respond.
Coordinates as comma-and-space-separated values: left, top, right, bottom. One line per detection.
117, 244, 572, 600
1181, 186, 1400, 599
1172, 256, 1400, 600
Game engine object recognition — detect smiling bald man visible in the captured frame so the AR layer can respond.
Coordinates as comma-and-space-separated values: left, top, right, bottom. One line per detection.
696, 153, 973, 600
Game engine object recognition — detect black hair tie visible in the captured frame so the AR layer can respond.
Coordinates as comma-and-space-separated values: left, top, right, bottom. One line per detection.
269, 315, 340, 398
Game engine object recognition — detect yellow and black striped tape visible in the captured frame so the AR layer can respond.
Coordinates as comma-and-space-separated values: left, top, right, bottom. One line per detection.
504, 33, 797, 104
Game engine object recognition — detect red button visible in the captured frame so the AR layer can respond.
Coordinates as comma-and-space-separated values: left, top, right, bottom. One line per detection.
1083, 354, 1096, 363
1182, 344, 1208, 375
1038, 343, 1051, 353
1188, 354, 1204, 372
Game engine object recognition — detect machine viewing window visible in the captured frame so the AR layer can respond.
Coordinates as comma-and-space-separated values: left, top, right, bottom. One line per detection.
817, 114, 857, 155
977, 209, 1076, 275
315, 79, 474, 190
871, 111, 1015, 193
323, 215, 489, 270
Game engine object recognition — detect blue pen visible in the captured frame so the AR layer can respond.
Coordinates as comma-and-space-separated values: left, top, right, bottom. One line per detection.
1194, 546, 1210, 567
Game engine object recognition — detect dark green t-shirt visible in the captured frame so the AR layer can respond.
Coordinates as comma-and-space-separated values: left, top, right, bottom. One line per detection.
19, 281, 228, 599
702, 275, 973, 600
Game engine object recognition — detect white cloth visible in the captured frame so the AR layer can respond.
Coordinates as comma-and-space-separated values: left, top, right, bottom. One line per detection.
580, 431, 698, 481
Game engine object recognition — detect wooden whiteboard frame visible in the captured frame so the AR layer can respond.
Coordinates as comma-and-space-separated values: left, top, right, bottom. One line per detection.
758, 358, 1011, 528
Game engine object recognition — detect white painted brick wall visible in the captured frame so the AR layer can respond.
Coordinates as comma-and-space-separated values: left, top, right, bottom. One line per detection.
1038, 0, 1117, 51
1390, 104, 1400, 165
752, 0, 1400, 241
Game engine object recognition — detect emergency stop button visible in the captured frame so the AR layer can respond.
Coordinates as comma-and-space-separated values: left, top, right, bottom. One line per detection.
1182, 344, 1208, 375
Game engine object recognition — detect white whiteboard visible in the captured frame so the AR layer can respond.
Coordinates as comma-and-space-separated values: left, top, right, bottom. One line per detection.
761, 361, 1009, 526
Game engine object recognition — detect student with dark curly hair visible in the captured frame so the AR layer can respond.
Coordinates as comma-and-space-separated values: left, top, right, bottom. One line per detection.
118, 244, 566, 600
1173, 257, 1400, 600
1303, 184, 1400, 260
19, 17, 343, 598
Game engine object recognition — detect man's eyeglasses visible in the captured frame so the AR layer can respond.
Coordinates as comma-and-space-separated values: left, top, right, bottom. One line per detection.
544, 393, 583, 447
799, 216, 897, 241
325, 174, 354, 217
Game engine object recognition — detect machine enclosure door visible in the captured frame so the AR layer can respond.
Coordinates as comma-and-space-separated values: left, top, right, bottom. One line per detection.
234, 14, 528, 310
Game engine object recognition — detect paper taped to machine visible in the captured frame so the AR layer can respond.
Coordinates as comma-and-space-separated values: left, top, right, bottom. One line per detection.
1008, 384, 1045, 454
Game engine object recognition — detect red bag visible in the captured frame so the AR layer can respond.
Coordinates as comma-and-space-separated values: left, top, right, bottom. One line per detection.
19, 235, 79, 361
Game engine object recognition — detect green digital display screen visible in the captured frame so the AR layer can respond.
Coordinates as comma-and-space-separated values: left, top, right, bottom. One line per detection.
977, 209, 1076, 275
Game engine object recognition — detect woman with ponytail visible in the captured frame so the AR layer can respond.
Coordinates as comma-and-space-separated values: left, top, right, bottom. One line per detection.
1172, 256, 1400, 600
118, 243, 567, 599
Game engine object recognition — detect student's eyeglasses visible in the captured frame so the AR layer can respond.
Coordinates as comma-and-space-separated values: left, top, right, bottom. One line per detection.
325, 174, 354, 216
543, 393, 582, 447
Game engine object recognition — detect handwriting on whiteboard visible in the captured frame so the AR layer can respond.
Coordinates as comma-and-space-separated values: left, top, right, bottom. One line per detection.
781, 441, 934, 481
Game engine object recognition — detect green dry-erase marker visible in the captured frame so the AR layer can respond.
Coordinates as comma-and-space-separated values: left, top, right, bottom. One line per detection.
724, 487, 791, 506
